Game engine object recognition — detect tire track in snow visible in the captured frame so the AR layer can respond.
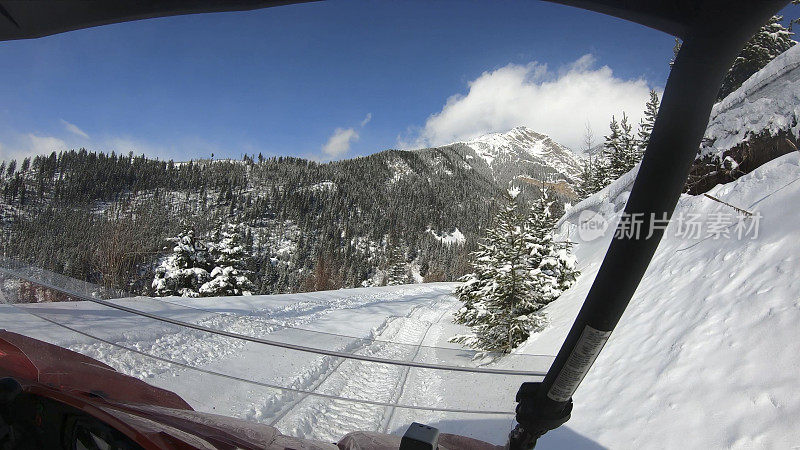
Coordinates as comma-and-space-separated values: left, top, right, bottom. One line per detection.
241, 303, 432, 425
380, 306, 450, 433
262, 315, 408, 427
266, 294, 455, 442
65, 286, 450, 381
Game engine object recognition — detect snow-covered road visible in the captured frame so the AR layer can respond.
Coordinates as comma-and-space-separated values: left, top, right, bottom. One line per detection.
0, 282, 546, 445
269, 295, 451, 442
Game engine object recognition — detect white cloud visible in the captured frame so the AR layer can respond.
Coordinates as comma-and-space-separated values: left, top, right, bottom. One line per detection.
320, 112, 372, 159
322, 127, 359, 157
28, 134, 69, 155
404, 54, 656, 150
60, 119, 89, 139
0, 134, 70, 161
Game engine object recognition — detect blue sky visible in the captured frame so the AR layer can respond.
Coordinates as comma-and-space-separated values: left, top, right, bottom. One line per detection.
0, 1, 795, 162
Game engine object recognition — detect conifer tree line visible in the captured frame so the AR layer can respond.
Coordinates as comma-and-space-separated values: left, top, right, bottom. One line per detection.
717, 13, 796, 100
577, 11, 797, 201
0, 147, 504, 296
451, 187, 578, 353
575, 89, 660, 200
670, 14, 796, 101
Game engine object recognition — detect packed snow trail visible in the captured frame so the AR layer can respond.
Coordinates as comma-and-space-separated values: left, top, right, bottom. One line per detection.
0, 282, 543, 445
252, 294, 451, 442
0, 276, 537, 376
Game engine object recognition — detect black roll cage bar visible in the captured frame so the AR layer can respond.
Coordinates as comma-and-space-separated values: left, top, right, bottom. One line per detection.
509, 1, 790, 447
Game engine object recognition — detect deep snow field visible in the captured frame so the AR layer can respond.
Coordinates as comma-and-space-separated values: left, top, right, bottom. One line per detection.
523, 152, 800, 449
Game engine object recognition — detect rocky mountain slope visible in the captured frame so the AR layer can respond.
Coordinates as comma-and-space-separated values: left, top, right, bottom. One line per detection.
417, 126, 583, 188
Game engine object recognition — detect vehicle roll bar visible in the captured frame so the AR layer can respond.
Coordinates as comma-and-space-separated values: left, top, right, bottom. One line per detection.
509, 1, 791, 448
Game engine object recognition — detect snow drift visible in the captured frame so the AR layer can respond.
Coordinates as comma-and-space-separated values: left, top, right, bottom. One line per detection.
520, 152, 800, 448
700, 44, 800, 160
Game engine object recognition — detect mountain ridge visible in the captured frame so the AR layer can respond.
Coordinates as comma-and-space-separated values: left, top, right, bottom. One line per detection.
413, 126, 583, 189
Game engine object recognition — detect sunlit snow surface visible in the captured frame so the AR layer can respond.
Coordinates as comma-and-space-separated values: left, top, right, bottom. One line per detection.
427, 227, 467, 246
701, 44, 800, 160
520, 152, 800, 449
0, 283, 551, 445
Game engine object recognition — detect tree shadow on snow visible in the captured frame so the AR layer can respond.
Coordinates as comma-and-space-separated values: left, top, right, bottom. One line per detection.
421, 418, 606, 450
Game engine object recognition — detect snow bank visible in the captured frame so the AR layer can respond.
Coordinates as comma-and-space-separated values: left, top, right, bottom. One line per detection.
521, 153, 800, 448
700, 45, 800, 160
555, 163, 640, 230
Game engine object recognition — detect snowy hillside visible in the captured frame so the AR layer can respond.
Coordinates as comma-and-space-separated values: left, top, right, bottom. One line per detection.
463, 127, 582, 181
701, 44, 800, 161
518, 152, 800, 448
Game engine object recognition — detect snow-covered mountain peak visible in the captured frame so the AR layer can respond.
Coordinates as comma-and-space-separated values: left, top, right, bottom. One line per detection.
463, 126, 554, 156
452, 126, 583, 184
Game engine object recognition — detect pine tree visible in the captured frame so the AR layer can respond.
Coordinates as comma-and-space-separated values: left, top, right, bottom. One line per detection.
603, 115, 626, 181
619, 113, 638, 173
199, 222, 255, 296
527, 188, 579, 298
602, 113, 638, 181
385, 239, 409, 286
669, 37, 682, 69
638, 90, 660, 157
450, 189, 543, 353
718, 15, 795, 100
590, 156, 610, 194
575, 157, 595, 200
152, 227, 211, 297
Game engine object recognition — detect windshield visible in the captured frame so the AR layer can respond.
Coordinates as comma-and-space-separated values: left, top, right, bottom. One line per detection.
1, 1, 799, 449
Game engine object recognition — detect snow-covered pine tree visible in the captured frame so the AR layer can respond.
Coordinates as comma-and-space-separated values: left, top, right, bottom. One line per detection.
603, 115, 627, 181
451, 188, 546, 353
553, 240, 579, 292
452, 235, 497, 327
618, 113, 638, 174
526, 188, 579, 299
575, 156, 595, 200
152, 227, 211, 297
385, 239, 409, 286
199, 222, 255, 296
603, 113, 638, 181
669, 37, 681, 69
718, 15, 795, 100
637, 89, 660, 157
590, 155, 610, 195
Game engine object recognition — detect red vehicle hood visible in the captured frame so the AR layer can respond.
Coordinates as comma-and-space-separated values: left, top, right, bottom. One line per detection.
0, 330, 499, 449
0, 330, 337, 449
